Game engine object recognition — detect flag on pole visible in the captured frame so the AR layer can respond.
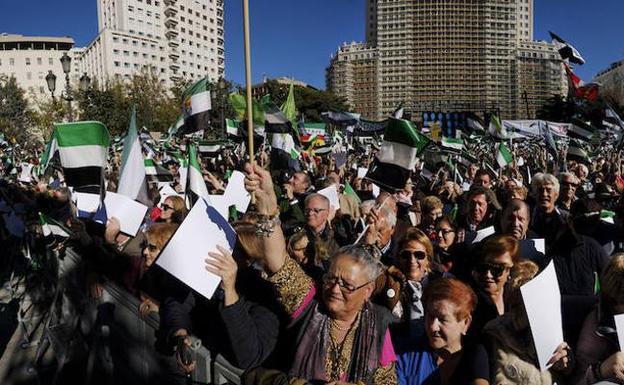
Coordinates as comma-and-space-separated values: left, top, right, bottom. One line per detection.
225, 119, 240, 136
466, 113, 485, 132
441, 136, 464, 153
496, 142, 513, 168
270, 133, 300, 171
392, 102, 405, 119
117, 106, 149, 203
550, 31, 585, 65
187, 144, 210, 203
568, 119, 595, 143
365, 118, 432, 191
567, 139, 591, 163
144, 158, 157, 175
181, 76, 212, 134
488, 114, 508, 139
43, 121, 110, 193
280, 81, 297, 127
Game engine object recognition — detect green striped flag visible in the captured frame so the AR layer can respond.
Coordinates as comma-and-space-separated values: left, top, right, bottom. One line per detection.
144, 158, 157, 175
365, 118, 431, 191
43, 121, 110, 192
441, 136, 464, 153
225, 119, 240, 136
187, 144, 210, 202
39, 212, 70, 238
181, 77, 211, 135
117, 106, 148, 202
488, 114, 508, 139
496, 142, 513, 168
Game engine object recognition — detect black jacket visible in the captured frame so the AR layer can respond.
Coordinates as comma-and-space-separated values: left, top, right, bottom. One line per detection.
159, 267, 283, 370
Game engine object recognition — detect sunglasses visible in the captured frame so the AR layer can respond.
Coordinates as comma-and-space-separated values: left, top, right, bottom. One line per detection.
398, 250, 427, 261
474, 263, 509, 279
141, 241, 160, 253
322, 274, 371, 294
161, 203, 173, 211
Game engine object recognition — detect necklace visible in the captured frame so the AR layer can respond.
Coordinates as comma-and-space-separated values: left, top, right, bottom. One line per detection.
331, 319, 352, 331
327, 312, 361, 381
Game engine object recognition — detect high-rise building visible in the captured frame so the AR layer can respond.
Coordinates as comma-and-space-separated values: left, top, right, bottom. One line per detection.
594, 60, 624, 106
326, 43, 378, 119
327, 0, 564, 120
514, 41, 566, 118
78, 0, 224, 87
0, 34, 76, 101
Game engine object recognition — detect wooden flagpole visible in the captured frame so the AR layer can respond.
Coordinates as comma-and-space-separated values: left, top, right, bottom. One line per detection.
242, 0, 254, 165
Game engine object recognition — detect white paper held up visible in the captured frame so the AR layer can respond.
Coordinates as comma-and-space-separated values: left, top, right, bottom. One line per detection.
357, 167, 368, 179
104, 192, 148, 236
156, 198, 237, 300
471, 226, 496, 244
615, 313, 624, 351
224, 170, 251, 213
318, 185, 340, 210
520, 261, 563, 371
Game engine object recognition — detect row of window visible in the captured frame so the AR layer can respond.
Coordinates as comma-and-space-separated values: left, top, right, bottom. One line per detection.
0, 57, 57, 66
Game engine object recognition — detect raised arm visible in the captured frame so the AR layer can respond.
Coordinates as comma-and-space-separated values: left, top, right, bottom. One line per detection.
243, 163, 287, 274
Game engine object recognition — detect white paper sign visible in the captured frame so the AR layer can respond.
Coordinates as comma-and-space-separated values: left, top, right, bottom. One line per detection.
74, 192, 101, 213
224, 171, 251, 213
207, 194, 230, 220
615, 313, 624, 351
372, 184, 380, 198
521, 261, 563, 371
156, 198, 236, 300
104, 192, 149, 236
471, 226, 496, 244
318, 184, 340, 210
357, 167, 368, 179
18, 163, 33, 183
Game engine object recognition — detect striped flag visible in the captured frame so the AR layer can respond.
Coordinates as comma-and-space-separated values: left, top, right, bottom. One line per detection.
144, 158, 157, 175
39, 212, 70, 238
488, 114, 508, 139
441, 136, 464, 153
225, 119, 240, 136
117, 107, 148, 202
187, 144, 210, 203
271, 133, 300, 171
181, 77, 212, 134
568, 119, 594, 142
43, 121, 110, 193
365, 118, 431, 191
496, 142, 513, 168
466, 114, 485, 132
567, 139, 591, 163
550, 31, 585, 65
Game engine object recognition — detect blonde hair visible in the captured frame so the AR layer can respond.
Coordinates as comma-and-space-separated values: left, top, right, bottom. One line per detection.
398, 227, 434, 265
602, 253, 624, 308
146, 223, 178, 249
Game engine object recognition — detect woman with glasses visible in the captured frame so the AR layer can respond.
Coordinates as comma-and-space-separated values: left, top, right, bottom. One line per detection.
433, 216, 458, 273
483, 260, 573, 384
243, 163, 397, 385
395, 278, 490, 385
159, 195, 187, 224
467, 235, 519, 344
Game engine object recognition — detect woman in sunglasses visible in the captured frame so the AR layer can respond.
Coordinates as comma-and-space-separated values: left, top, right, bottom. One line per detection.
159, 195, 187, 224
467, 235, 519, 344
392, 227, 434, 322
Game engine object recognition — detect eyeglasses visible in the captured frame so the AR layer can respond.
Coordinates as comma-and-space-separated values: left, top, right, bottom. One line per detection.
436, 228, 455, 236
398, 250, 427, 261
322, 274, 372, 294
474, 263, 509, 279
161, 203, 173, 211
304, 208, 327, 215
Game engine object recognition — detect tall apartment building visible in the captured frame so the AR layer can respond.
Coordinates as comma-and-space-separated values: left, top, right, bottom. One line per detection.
327, 0, 564, 120
594, 60, 624, 106
326, 43, 378, 118
0, 34, 78, 101
514, 41, 566, 118
79, 0, 224, 87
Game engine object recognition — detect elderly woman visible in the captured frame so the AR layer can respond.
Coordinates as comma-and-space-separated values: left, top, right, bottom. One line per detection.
484, 260, 573, 384
419, 196, 444, 238
434, 216, 458, 273
466, 235, 519, 343
572, 253, 624, 384
244, 163, 397, 384
395, 278, 490, 385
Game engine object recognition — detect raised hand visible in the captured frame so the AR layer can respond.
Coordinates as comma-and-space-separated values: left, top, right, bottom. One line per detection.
243, 162, 278, 216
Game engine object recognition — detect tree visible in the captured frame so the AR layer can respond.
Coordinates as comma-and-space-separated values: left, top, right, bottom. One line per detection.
0, 75, 39, 147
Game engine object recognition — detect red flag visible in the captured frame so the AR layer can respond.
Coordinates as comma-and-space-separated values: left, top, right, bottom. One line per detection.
564, 63, 600, 101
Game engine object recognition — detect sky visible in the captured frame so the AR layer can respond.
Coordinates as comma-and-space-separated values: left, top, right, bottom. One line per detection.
1, 0, 622, 89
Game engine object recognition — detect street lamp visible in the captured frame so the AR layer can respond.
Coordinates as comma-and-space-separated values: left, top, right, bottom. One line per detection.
79, 73, 91, 92
45, 71, 57, 99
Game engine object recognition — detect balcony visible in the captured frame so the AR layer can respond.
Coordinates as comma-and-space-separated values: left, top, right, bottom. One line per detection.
169, 50, 180, 60
169, 62, 180, 70
163, 0, 177, 5
165, 27, 178, 39
168, 39, 179, 48
164, 5, 177, 17
165, 18, 178, 28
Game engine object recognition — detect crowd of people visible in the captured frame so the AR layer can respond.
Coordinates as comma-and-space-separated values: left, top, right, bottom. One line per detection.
1, 128, 624, 385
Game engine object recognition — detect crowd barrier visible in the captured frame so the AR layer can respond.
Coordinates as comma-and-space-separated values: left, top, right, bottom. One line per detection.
64, 249, 244, 385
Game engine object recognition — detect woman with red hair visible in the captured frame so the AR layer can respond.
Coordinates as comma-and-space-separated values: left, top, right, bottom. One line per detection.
394, 278, 490, 385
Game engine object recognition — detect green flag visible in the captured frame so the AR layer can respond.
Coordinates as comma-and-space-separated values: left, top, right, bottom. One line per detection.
344, 182, 361, 204
280, 81, 297, 127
